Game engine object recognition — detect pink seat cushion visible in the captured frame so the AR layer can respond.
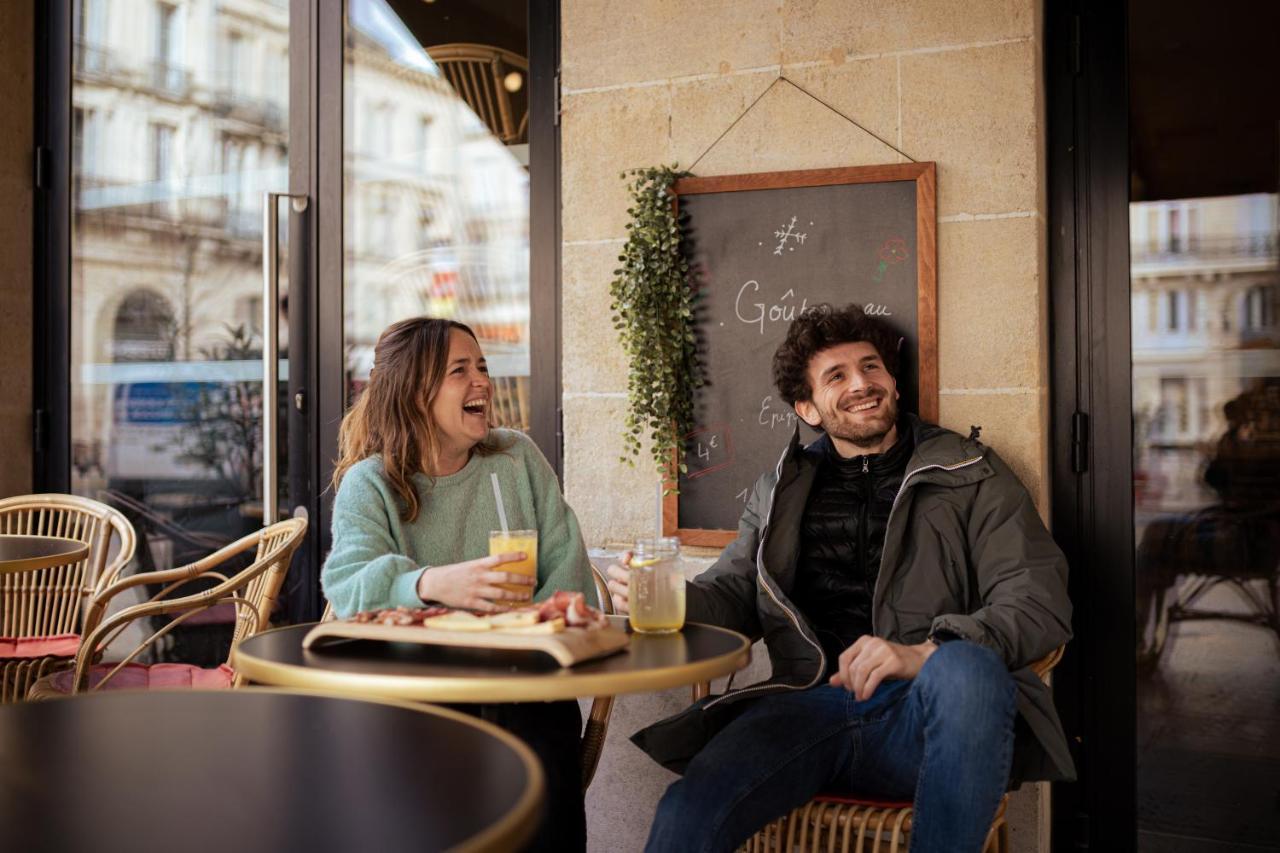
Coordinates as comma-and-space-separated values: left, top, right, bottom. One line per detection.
0, 634, 80, 659
44, 662, 236, 694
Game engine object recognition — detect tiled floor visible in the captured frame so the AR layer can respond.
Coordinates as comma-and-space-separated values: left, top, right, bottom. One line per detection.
1137, 580, 1280, 851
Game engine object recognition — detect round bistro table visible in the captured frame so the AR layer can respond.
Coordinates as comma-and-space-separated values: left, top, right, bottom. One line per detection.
233, 616, 752, 703
0, 535, 90, 574
0, 689, 543, 853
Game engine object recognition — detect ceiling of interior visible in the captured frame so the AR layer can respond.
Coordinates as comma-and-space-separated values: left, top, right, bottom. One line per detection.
1129, 0, 1280, 201
395, 0, 527, 57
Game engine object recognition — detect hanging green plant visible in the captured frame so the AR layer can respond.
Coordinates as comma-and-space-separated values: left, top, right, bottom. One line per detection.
610, 164, 700, 480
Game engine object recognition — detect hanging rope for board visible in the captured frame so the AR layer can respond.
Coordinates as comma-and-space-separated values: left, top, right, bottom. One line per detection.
687, 73, 917, 173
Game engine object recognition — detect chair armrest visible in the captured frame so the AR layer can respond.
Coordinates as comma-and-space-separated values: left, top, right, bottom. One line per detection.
1030, 645, 1065, 681
589, 563, 615, 616
83, 530, 265, 634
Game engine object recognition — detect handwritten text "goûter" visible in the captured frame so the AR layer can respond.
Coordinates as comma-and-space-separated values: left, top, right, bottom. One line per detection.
735, 281, 892, 334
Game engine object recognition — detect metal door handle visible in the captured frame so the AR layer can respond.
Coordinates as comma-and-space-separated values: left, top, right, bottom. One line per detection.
262, 191, 308, 525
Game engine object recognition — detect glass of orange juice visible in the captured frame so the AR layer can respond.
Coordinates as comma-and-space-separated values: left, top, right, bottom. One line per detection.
489, 529, 538, 605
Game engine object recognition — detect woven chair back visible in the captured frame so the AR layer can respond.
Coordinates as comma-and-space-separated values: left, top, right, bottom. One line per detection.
72, 516, 306, 692
426, 43, 529, 144
0, 494, 136, 638
235, 518, 309, 648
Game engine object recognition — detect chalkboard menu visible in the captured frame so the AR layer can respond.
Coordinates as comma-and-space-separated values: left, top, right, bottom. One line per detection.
665, 165, 937, 546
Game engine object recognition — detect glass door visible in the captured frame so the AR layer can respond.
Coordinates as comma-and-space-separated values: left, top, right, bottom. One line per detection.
1126, 3, 1280, 848
43, 0, 559, 629
60, 0, 301, 656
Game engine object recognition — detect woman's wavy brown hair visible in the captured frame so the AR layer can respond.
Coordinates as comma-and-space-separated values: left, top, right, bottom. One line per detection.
331, 317, 505, 522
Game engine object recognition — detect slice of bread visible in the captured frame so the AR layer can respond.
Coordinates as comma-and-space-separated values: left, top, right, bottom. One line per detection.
423, 611, 493, 632
493, 617, 565, 635
489, 609, 540, 628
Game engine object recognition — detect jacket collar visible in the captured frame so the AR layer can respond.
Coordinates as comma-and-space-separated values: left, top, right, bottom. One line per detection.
785, 414, 992, 490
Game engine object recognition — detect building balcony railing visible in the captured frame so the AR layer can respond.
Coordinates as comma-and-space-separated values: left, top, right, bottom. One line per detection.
212, 90, 287, 133
1132, 233, 1279, 265
148, 61, 193, 98
76, 175, 249, 238
74, 39, 124, 81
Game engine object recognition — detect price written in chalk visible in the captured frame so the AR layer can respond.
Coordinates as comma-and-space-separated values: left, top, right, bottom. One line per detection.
682, 425, 735, 480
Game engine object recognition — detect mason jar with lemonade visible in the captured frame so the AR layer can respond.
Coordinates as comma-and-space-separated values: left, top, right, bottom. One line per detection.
629, 537, 686, 633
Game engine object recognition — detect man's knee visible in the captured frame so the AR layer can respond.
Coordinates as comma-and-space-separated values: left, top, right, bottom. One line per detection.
916, 641, 1014, 723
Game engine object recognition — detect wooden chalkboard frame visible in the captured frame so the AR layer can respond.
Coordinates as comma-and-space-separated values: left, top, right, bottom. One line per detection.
664, 163, 938, 548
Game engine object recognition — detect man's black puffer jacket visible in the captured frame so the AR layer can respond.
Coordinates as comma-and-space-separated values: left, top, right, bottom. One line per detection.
790, 427, 914, 672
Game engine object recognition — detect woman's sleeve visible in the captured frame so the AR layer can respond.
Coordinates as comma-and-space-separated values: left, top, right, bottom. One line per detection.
321, 467, 424, 616
521, 438, 595, 601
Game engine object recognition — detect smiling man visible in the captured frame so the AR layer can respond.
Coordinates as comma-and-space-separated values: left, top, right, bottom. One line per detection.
607, 304, 1075, 853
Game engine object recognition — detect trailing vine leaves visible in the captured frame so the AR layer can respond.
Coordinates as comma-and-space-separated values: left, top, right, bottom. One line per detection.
610, 165, 700, 482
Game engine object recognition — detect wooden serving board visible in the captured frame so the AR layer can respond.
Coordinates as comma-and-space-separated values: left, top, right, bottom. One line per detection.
301, 620, 630, 667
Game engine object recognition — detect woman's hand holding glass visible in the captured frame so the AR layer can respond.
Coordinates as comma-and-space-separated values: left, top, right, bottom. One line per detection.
416, 552, 535, 611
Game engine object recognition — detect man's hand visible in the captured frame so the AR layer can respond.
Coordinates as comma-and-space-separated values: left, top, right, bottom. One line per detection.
604, 552, 632, 614
829, 636, 937, 701
416, 552, 534, 612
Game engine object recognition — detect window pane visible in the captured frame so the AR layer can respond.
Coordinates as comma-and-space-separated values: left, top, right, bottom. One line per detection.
344, 0, 532, 430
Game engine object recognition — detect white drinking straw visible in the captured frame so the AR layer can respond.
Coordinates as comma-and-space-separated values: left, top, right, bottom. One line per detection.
655, 480, 664, 541
491, 473, 510, 535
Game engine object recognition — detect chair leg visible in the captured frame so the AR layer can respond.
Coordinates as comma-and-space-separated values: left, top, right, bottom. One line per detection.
580, 695, 614, 790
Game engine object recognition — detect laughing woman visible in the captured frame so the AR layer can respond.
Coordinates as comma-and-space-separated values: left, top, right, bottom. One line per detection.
322, 316, 595, 851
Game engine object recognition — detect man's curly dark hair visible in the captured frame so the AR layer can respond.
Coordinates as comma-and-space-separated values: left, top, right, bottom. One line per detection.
772, 303, 902, 406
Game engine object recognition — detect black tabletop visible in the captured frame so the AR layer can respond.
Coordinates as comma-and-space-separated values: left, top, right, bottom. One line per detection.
0, 690, 542, 853
233, 617, 752, 703
0, 534, 90, 574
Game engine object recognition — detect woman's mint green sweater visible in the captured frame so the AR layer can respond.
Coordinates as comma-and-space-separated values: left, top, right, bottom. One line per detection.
322, 429, 594, 617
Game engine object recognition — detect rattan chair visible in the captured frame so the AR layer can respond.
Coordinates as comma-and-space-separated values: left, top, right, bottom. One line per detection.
28, 517, 306, 698
0, 494, 137, 702
581, 563, 616, 790
724, 646, 1066, 853
426, 43, 529, 144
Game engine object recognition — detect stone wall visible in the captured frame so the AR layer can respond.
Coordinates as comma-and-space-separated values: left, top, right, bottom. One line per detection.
0, 1, 34, 498
562, 2, 1051, 851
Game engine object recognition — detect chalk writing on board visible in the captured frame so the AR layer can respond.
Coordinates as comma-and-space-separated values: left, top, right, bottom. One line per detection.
736, 283, 813, 335
773, 216, 810, 255
872, 237, 909, 283
864, 303, 893, 316
758, 395, 799, 431
735, 488, 750, 503
683, 424, 735, 480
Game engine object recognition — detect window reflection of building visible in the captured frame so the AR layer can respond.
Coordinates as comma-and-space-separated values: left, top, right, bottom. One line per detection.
71, 0, 536, 497
71, 0, 290, 496
1131, 194, 1280, 516
343, 2, 532, 428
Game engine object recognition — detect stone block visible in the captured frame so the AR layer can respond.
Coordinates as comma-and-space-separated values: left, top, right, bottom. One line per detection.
900, 42, 1039, 217
781, 0, 1035, 62
563, 241, 630, 394
563, 0, 782, 90
562, 87, 673, 243
563, 395, 664, 546
668, 70, 775, 168
937, 217, 1043, 390
938, 390, 1047, 513
675, 73, 904, 177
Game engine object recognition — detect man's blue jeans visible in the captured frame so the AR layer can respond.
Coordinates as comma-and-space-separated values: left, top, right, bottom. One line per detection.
645, 641, 1017, 853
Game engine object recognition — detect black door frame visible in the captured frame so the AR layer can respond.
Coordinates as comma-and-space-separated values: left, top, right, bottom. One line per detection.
1046, 2, 1135, 849
35, 1, 562, 625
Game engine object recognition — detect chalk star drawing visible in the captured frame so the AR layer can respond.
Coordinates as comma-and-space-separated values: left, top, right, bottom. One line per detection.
773, 216, 808, 255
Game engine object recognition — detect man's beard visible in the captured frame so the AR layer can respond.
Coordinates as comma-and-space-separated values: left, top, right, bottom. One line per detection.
822, 392, 899, 449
